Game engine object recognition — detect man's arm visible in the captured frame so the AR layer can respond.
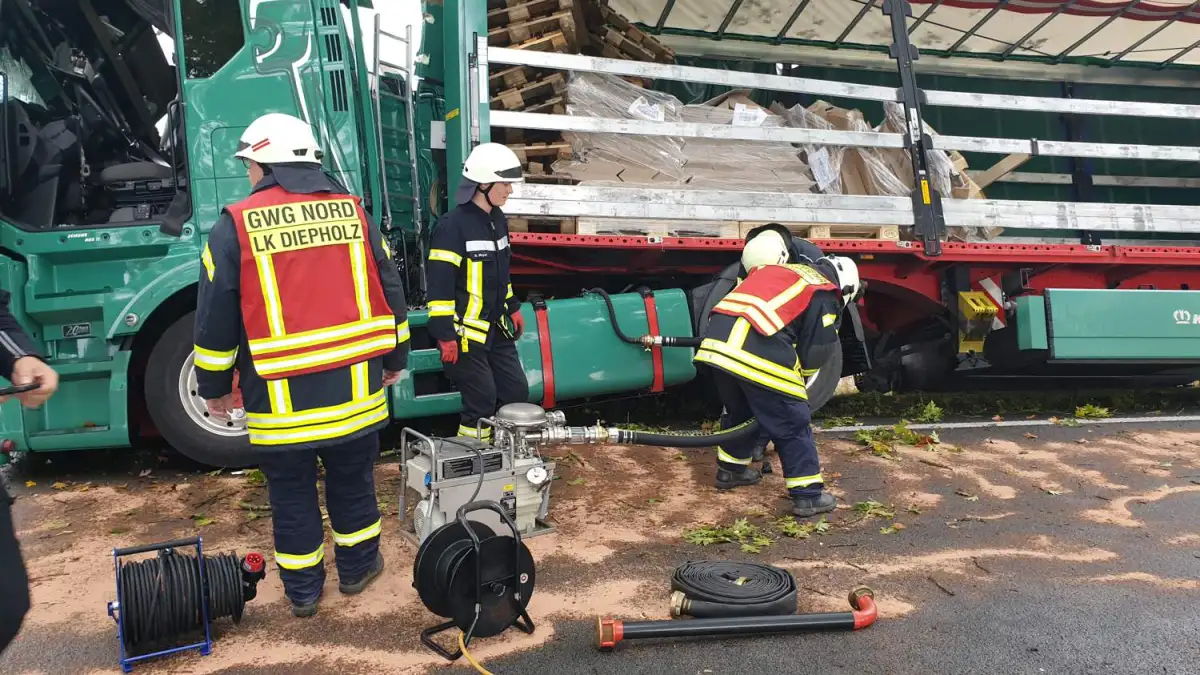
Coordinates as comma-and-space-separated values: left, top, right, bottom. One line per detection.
796, 295, 843, 378
425, 216, 464, 343
0, 291, 39, 381
194, 214, 243, 400
364, 216, 409, 372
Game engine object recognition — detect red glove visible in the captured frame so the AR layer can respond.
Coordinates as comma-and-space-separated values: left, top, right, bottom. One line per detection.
510, 311, 525, 338
438, 340, 458, 364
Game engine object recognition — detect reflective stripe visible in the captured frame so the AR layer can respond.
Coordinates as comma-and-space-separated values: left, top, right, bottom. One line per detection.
506, 283, 514, 300
822, 313, 838, 328
268, 378, 293, 414
717, 446, 752, 465
194, 345, 237, 371
201, 243, 216, 282
457, 424, 492, 439
455, 322, 488, 344
429, 249, 462, 266
349, 239, 372, 321
801, 366, 821, 378
248, 389, 386, 428
275, 546, 325, 570
248, 316, 396, 355
464, 259, 484, 328
253, 335, 399, 377
397, 320, 411, 344
786, 474, 824, 489
465, 239, 496, 252
497, 236, 509, 250
248, 398, 389, 446
383, 242, 392, 259
726, 319, 810, 383
256, 254, 286, 336
428, 300, 456, 317
694, 347, 808, 400
716, 293, 786, 335
351, 361, 369, 402
333, 519, 382, 547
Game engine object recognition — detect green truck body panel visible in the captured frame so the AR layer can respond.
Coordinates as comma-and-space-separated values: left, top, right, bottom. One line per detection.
390, 290, 697, 420
1017, 289, 1200, 361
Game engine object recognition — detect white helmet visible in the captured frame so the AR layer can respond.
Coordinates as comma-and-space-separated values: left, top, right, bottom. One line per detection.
826, 255, 862, 306
463, 143, 524, 184
741, 228, 789, 270
235, 113, 323, 166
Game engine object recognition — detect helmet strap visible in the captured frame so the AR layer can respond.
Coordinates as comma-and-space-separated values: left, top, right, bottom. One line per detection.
479, 183, 499, 209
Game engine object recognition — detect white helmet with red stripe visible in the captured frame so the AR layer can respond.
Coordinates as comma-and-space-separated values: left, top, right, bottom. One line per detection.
235, 113, 323, 165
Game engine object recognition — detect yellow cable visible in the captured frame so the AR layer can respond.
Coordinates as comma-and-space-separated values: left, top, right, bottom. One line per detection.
459, 631, 493, 675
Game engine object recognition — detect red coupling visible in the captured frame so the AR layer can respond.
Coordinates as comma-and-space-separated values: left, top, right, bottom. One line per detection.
243, 552, 265, 574
849, 587, 878, 630
595, 617, 624, 651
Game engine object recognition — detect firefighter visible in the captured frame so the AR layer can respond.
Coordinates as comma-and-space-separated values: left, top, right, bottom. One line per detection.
193, 113, 410, 617
426, 143, 529, 440
694, 255, 862, 518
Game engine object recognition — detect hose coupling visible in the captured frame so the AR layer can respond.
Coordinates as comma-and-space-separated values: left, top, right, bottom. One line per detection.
669, 591, 690, 618
535, 425, 615, 445
639, 335, 662, 349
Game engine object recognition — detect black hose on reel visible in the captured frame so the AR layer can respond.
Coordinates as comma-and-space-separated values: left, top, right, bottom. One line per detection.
116, 548, 264, 654
669, 561, 797, 618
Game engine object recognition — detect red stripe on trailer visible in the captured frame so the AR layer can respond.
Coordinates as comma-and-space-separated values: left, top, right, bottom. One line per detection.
641, 292, 665, 394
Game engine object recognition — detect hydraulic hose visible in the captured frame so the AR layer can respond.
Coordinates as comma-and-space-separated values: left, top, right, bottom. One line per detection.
612, 418, 761, 448
669, 561, 797, 619
586, 288, 703, 349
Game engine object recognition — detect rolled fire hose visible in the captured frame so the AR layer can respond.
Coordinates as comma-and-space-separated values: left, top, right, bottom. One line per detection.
669, 561, 797, 619
587, 288, 702, 348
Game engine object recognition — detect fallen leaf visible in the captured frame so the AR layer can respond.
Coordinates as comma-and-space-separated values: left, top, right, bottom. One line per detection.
892, 522, 906, 530
51, 482, 67, 490
138, 469, 152, 478
1040, 486, 1063, 496
647, 498, 662, 504
1047, 416, 1059, 424
991, 415, 1003, 422
191, 514, 215, 527
24, 481, 35, 488
955, 489, 979, 502
1076, 439, 1089, 445
1025, 414, 1037, 420
1023, 432, 1038, 439
567, 478, 586, 486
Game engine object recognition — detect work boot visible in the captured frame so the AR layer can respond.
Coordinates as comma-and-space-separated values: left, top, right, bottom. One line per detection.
790, 491, 837, 519
339, 552, 385, 595
715, 466, 762, 490
291, 591, 321, 618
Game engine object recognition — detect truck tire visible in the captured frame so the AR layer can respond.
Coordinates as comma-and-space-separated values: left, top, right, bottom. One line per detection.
144, 312, 255, 468
806, 343, 843, 413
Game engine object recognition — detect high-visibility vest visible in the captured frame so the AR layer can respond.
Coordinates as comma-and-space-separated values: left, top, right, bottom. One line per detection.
711, 264, 839, 337
227, 185, 398, 379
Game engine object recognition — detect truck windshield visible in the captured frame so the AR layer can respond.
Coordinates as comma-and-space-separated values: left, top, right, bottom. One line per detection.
0, 45, 46, 107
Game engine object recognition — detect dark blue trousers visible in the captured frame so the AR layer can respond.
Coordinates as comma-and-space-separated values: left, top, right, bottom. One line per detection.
713, 370, 825, 498
0, 482, 30, 656
258, 433, 382, 604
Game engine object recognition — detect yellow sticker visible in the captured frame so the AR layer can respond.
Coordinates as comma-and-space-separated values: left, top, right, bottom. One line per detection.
503, 484, 515, 492
920, 179, 931, 205
446, 108, 460, 121
243, 199, 364, 256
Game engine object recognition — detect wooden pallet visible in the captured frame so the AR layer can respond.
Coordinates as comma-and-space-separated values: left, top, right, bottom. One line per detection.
598, 27, 658, 62
737, 222, 902, 241
488, 0, 574, 29
490, 65, 542, 92
508, 216, 578, 234
507, 30, 572, 53
491, 73, 567, 110
489, 11, 579, 50
509, 142, 572, 164
522, 172, 578, 185
597, 5, 675, 62
576, 218, 740, 239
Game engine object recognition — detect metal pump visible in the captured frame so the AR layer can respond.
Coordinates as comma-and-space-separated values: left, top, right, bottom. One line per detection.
399, 403, 763, 545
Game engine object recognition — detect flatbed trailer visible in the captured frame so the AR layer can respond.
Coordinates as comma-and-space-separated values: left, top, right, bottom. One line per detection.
0, 0, 1198, 466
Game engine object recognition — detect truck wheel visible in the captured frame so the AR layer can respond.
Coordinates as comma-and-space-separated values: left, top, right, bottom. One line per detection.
806, 344, 843, 413
144, 312, 255, 468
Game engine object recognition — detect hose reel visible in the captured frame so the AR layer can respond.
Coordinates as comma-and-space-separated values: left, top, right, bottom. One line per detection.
412, 500, 536, 662
106, 537, 266, 673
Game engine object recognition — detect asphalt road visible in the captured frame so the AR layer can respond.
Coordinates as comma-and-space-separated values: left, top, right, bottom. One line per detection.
2, 418, 1199, 675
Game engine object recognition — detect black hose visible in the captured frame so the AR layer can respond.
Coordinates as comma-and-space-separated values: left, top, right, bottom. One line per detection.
614, 418, 761, 448
670, 561, 797, 618
119, 550, 249, 654
586, 288, 703, 348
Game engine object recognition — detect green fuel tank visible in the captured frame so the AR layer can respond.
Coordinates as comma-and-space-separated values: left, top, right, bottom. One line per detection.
390, 289, 698, 419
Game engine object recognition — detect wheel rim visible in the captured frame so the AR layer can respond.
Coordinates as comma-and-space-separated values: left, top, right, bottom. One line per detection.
179, 352, 248, 438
